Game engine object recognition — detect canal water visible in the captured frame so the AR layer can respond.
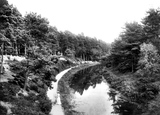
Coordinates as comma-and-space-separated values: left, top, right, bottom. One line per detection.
48, 65, 117, 115
61, 65, 116, 115
72, 81, 114, 115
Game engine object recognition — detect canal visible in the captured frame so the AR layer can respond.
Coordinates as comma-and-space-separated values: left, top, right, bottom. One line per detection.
48, 64, 117, 115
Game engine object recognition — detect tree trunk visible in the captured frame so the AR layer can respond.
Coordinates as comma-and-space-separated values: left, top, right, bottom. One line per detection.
24, 71, 28, 91
82, 54, 85, 61
18, 45, 20, 55
15, 42, 18, 56
0, 43, 4, 74
24, 59, 29, 91
24, 43, 27, 57
132, 54, 134, 73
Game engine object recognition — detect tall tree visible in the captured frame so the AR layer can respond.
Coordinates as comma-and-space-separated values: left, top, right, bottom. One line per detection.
108, 22, 143, 72
0, 0, 8, 7
0, 33, 10, 74
142, 9, 160, 40
24, 13, 49, 46
142, 8, 160, 54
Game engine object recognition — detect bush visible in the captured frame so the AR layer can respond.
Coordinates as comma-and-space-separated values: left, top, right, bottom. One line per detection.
0, 83, 20, 102
11, 91, 52, 115
0, 105, 7, 115
38, 96, 52, 115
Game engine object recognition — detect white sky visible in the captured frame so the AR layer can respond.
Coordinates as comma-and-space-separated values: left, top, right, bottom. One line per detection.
8, 0, 160, 43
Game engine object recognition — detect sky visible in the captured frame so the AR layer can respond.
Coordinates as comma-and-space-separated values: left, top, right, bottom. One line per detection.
7, 0, 160, 43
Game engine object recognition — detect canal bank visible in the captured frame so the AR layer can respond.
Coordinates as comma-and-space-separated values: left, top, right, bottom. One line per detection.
58, 63, 114, 115
48, 62, 98, 115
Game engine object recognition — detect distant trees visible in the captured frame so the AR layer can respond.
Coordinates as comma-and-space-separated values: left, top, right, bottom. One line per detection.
0, 2, 110, 60
56, 31, 110, 60
0, 1, 110, 115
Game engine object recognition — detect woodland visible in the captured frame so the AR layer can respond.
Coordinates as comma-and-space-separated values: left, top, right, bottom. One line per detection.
104, 8, 160, 115
0, 0, 109, 115
1, 0, 160, 115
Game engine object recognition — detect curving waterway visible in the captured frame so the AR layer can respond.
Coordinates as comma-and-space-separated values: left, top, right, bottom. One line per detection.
47, 65, 117, 115
61, 65, 116, 115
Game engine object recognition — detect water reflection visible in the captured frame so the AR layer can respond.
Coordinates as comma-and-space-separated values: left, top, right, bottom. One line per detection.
67, 65, 115, 115
60, 65, 139, 115
69, 65, 104, 95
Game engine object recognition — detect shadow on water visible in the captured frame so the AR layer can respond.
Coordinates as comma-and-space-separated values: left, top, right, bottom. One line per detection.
108, 88, 138, 115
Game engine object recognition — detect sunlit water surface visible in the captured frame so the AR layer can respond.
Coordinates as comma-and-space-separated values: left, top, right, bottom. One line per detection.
63, 65, 116, 115
72, 81, 114, 115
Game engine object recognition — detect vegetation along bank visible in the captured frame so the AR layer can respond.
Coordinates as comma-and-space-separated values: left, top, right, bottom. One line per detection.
0, 0, 109, 115
2, 0, 160, 115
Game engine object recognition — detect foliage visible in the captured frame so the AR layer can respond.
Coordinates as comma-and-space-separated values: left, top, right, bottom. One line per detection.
11, 93, 49, 115
0, 1, 110, 60
0, 82, 20, 102
108, 22, 142, 72
104, 7, 160, 115
142, 9, 160, 40
57, 31, 110, 60
0, 105, 7, 115
0, 0, 8, 7
137, 43, 160, 74
65, 48, 75, 58
37, 93, 52, 115
9, 55, 59, 91
0, 0, 110, 115
142, 8, 160, 54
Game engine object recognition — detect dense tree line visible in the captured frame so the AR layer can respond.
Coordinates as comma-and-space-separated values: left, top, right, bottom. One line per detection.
105, 8, 160, 115
107, 9, 160, 73
0, 0, 110, 115
58, 31, 110, 60
0, 0, 110, 61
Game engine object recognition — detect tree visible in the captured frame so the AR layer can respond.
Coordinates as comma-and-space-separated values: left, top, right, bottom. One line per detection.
107, 22, 143, 72
0, 0, 8, 7
47, 32, 59, 55
142, 9, 160, 40
24, 13, 49, 47
65, 48, 75, 58
0, 33, 10, 74
142, 8, 160, 54
0, 3, 26, 55
137, 43, 160, 75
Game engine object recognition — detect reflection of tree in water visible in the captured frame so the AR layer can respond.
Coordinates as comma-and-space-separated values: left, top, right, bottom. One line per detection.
108, 88, 141, 115
112, 97, 137, 115
69, 65, 104, 95
69, 65, 141, 115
